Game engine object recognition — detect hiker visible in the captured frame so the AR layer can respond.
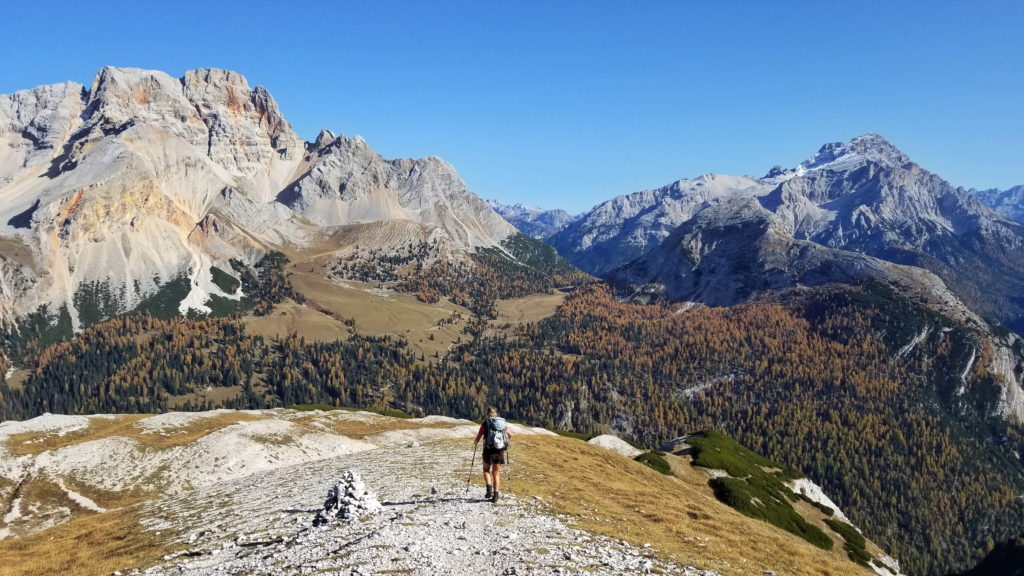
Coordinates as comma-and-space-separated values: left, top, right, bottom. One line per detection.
474, 407, 511, 503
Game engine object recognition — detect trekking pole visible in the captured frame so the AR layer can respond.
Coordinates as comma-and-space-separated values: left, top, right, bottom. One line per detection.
505, 442, 512, 492
464, 444, 477, 494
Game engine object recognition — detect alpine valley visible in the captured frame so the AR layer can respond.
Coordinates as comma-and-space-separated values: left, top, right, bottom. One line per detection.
1, 68, 1023, 576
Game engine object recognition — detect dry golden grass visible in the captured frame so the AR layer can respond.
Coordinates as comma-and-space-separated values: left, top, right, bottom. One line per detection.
493, 292, 566, 325
4, 412, 262, 456
507, 435, 873, 576
4, 368, 28, 390
486, 293, 567, 339
289, 269, 469, 360
0, 504, 173, 576
243, 300, 351, 342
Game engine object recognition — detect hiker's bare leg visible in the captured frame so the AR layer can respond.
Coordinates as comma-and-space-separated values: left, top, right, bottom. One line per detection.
492, 463, 502, 492
482, 461, 492, 486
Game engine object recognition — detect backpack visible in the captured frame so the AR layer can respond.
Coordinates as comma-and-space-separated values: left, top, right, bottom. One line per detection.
484, 417, 509, 450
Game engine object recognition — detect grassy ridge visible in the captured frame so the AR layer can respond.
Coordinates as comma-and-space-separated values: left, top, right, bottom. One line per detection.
688, 431, 833, 550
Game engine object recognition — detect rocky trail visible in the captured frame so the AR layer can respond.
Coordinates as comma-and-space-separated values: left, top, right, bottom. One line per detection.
132, 439, 719, 576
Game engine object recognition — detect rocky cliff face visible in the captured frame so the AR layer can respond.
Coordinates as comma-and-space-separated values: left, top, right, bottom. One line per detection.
612, 196, 980, 321
549, 173, 769, 276
0, 67, 515, 328
282, 133, 514, 247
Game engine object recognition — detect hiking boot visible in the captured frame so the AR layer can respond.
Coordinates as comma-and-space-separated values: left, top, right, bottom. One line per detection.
484, 485, 493, 500
491, 491, 500, 504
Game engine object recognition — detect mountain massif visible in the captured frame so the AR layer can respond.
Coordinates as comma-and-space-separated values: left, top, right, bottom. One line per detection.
0, 67, 530, 330
2, 69, 1024, 576
552, 135, 1024, 333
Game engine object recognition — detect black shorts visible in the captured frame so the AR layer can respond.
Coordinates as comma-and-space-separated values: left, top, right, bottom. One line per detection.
482, 447, 506, 465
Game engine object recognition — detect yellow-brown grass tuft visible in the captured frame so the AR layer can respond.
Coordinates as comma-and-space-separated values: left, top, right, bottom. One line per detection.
0, 505, 173, 576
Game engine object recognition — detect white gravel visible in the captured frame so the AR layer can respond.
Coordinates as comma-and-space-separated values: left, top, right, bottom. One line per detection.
0, 410, 726, 575
134, 410, 237, 433
131, 440, 721, 576
0, 413, 91, 438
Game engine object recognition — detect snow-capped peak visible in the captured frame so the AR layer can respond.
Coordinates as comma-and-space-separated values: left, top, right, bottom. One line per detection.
799, 133, 910, 172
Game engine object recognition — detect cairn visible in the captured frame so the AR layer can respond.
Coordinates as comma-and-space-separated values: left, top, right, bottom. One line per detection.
314, 471, 383, 526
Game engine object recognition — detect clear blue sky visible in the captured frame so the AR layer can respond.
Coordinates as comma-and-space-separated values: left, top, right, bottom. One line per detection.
2, 1, 1022, 214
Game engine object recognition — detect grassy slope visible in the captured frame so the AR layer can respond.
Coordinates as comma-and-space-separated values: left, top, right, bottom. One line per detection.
287, 269, 469, 360
0, 505, 172, 576
510, 435, 873, 576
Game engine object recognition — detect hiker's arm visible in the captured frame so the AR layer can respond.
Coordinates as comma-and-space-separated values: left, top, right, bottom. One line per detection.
474, 423, 484, 445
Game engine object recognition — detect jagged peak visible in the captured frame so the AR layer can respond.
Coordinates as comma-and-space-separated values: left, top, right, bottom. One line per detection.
0, 80, 84, 101
798, 133, 910, 173
182, 67, 253, 90
313, 128, 336, 149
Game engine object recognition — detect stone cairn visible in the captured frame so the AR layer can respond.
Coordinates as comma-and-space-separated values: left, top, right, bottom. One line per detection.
314, 471, 383, 526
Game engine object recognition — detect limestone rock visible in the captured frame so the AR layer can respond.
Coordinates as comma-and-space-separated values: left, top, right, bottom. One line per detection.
0, 67, 515, 327
587, 434, 643, 458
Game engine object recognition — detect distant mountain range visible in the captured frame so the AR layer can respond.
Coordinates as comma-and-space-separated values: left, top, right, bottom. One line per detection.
550, 134, 1024, 333
974, 185, 1024, 224
487, 200, 577, 239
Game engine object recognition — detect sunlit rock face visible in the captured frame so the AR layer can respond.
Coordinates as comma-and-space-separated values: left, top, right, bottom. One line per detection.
0, 67, 515, 326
